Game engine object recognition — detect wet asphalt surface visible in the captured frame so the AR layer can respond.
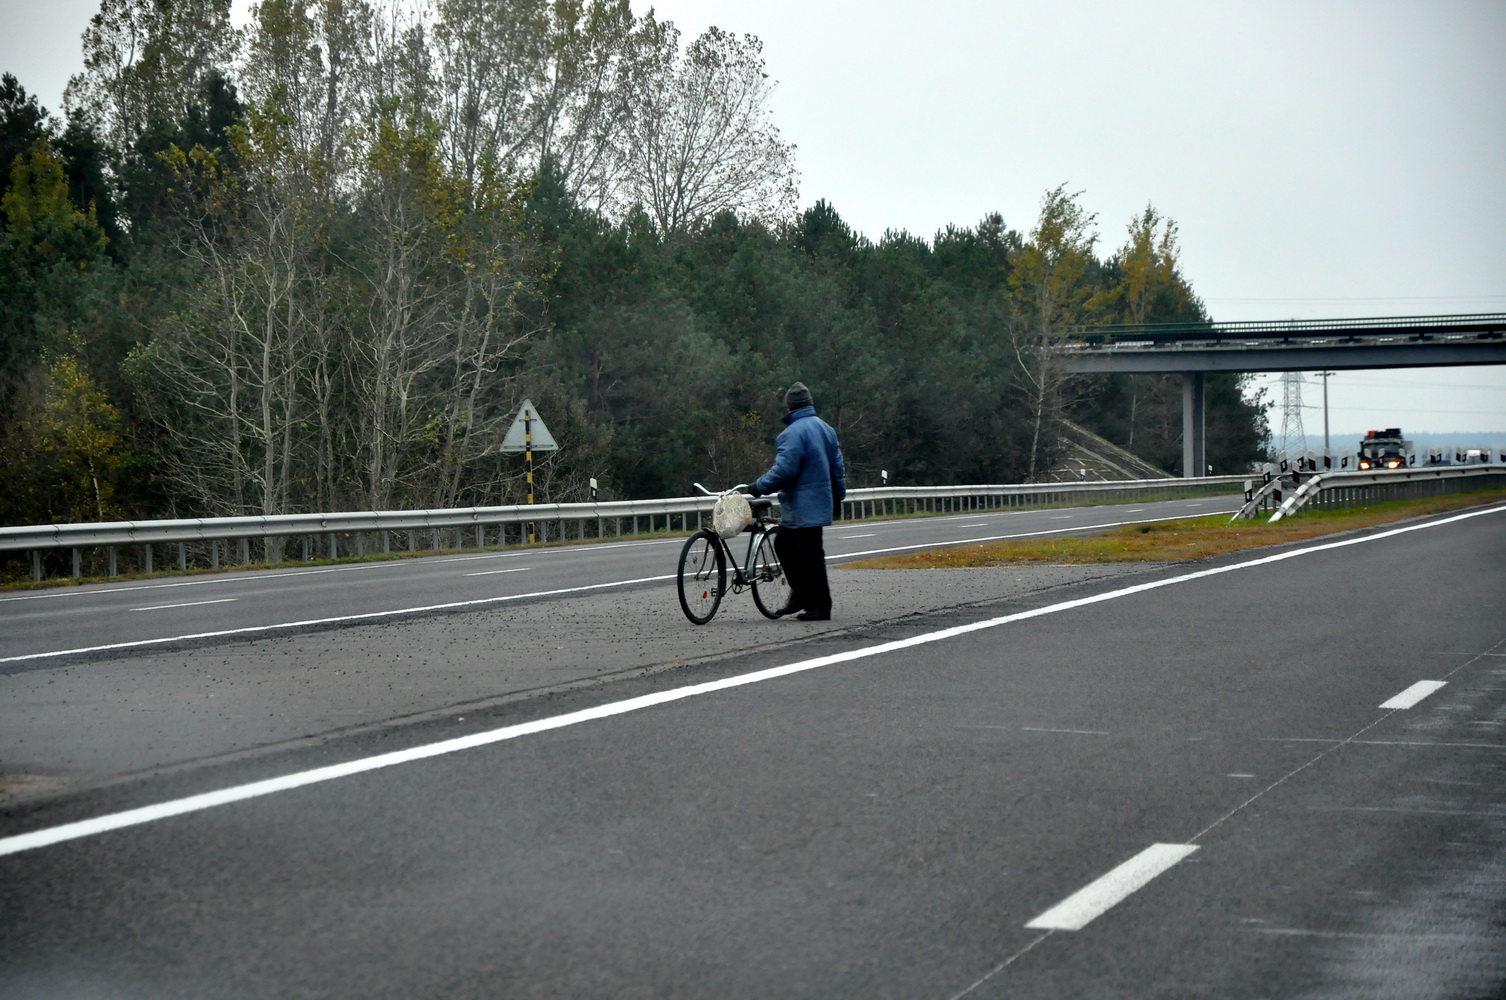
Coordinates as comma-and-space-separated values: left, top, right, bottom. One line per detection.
2, 500, 1504, 998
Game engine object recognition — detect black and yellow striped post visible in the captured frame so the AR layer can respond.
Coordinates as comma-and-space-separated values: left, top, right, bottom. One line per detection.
500, 398, 557, 543
525, 409, 536, 544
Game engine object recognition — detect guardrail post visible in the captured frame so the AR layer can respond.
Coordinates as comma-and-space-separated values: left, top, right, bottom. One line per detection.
177, 542, 186, 571
329, 533, 338, 559
108, 545, 117, 577
72, 547, 81, 578
383, 531, 392, 554
32, 550, 41, 582
144, 543, 153, 574
211, 540, 219, 569
239, 538, 250, 564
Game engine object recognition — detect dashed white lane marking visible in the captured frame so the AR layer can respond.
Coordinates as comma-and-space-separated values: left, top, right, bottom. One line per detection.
1126, 508, 1145, 512
0, 563, 390, 603
1228, 774, 1256, 779
1025, 843, 1199, 931
0, 502, 1501, 857
1022, 726, 1109, 736
465, 568, 531, 577
835, 533, 877, 539
1049, 515, 1072, 519
131, 598, 239, 612
0, 575, 673, 665
958, 522, 989, 528
1380, 680, 1447, 710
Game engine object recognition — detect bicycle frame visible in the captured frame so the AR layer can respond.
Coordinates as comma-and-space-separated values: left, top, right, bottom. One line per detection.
677, 488, 788, 624
712, 501, 776, 594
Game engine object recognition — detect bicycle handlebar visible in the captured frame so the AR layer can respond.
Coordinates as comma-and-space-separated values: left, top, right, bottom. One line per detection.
693, 482, 751, 496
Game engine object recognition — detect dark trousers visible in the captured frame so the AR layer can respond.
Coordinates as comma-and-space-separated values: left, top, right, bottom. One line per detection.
774, 525, 830, 614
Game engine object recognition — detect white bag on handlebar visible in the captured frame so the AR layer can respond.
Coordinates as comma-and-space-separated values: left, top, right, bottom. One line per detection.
712, 491, 753, 539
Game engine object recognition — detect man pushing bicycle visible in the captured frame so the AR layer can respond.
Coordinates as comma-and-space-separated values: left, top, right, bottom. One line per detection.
742, 382, 847, 621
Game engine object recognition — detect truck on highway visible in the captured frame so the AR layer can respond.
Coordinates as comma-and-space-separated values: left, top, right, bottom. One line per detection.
1357, 428, 1411, 470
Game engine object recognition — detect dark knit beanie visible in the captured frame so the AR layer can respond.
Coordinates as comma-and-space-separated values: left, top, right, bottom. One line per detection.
785, 381, 813, 411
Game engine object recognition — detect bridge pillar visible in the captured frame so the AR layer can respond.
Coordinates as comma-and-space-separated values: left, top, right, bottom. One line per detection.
1182, 372, 1206, 478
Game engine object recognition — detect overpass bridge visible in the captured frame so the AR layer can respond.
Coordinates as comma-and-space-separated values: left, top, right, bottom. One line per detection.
1058, 313, 1506, 478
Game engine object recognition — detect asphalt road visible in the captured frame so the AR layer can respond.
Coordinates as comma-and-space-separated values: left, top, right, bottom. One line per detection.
0, 495, 1234, 663
3, 498, 1504, 999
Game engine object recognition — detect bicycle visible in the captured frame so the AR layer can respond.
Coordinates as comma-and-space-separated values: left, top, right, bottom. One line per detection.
677, 483, 790, 625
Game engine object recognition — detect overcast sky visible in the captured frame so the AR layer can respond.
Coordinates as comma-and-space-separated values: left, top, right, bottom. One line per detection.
4, 0, 1503, 439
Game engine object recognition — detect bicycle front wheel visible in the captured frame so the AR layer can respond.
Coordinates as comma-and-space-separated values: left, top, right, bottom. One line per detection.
678, 530, 726, 624
750, 526, 791, 619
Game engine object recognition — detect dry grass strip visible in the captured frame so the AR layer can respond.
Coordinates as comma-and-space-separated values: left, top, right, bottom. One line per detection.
843, 489, 1506, 569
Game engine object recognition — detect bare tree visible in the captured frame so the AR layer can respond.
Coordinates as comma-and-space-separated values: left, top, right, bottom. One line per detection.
424, 0, 550, 186
531, 0, 643, 215
624, 23, 798, 234
350, 102, 548, 509
131, 106, 334, 515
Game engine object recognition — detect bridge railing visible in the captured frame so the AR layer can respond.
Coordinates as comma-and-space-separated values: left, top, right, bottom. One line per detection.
1268, 466, 1506, 522
1, 475, 1249, 584
1060, 312, 1506, 347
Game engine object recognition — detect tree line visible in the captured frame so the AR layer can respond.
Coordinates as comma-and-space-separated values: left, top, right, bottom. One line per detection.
0, 0, 1267, 539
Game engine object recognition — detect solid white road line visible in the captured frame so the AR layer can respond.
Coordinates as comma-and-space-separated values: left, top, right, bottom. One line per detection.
465, 568, 531, 577
1, 503, 1500, 858
1025, 843, 1199, 931
131, 598, 239, 612
1380, 680, 1448, 710
0, 575, 674, 665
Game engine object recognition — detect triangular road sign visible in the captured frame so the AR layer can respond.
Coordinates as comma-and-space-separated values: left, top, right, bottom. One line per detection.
498, 398, 559, 452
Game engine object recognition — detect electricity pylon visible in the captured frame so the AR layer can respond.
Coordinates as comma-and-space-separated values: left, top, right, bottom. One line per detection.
1277, 372, 1307, 463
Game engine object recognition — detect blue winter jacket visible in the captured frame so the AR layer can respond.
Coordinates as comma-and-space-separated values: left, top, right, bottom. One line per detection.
752, 406, 847, 528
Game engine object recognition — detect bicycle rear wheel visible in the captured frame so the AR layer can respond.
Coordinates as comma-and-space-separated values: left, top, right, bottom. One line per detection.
749, 526, 791, 619
677, 530, 726, 624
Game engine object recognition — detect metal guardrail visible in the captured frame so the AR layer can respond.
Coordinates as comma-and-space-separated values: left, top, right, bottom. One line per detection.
1230, 474, 1291, 521
1, 476, 1250, 583
1267, 465, 1506, 522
